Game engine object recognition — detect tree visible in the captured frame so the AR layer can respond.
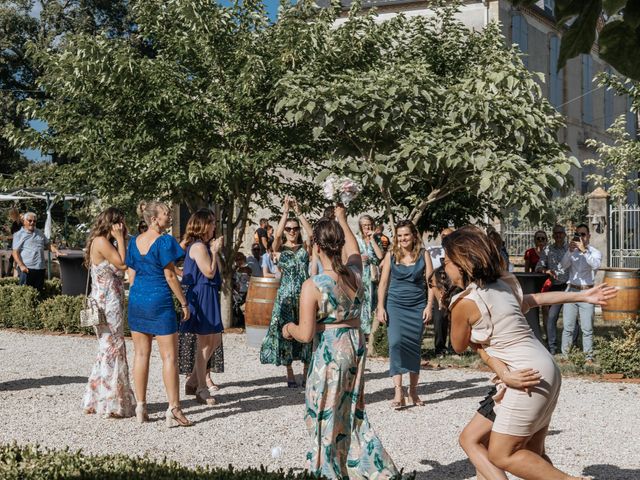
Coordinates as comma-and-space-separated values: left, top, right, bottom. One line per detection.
6, 0, 324, 327
275, 4, 576, 229
510, 0, 640, 81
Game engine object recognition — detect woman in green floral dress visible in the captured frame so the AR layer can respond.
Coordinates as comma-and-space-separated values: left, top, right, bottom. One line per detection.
356, 215, 385, 336
260, 196, 313, 387
283, 206, 399, 479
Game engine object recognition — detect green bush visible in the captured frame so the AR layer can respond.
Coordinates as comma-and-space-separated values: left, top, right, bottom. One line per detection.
9, 286, 41, 329
0, 443, 328, 480
38, 295, 85, 334
43, 278, 62, 299
0, 277, 19, 287
371, 322, 389, 357
0, 286, 14, 327
596, 316, 640, 378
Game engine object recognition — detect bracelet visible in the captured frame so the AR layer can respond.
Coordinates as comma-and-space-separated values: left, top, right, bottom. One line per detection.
181, 304, 188, 308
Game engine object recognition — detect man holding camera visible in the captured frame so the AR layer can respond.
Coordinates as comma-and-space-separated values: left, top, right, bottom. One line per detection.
559, 223, 602, 361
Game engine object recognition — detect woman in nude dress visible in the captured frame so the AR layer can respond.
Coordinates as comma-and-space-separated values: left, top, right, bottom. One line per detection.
442, 226, 615, 480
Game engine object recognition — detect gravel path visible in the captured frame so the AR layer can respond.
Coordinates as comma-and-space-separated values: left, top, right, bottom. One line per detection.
1, 330, 638, 479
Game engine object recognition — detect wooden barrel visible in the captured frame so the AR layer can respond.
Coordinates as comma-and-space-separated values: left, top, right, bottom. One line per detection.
244, 276, 280, 347
601, 269, 640, 322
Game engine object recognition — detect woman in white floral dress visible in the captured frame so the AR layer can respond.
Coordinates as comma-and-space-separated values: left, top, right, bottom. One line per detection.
82, 208, 136, 418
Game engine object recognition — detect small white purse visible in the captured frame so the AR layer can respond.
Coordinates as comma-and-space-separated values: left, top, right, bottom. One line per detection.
80, 255, 106, 328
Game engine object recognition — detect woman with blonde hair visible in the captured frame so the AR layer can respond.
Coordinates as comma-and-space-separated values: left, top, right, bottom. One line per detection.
180, 209, 223, 406
82, 207, 136, 419
377, 219, 433, 408
126, 200, 192, 427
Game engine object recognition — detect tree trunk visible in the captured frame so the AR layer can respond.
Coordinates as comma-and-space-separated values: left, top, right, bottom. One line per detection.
220, 269, 234, 329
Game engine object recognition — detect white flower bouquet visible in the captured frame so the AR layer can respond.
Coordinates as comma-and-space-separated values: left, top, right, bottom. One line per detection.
322, 174, 361, 206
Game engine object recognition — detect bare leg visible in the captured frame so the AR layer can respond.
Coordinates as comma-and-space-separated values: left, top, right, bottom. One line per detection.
526, 426, 553, 464
459, 414, 508, 480
156, 333, 180, 407
392, 374, 404, 406
195, 333, 221, 389
286, 364, 295, 384
489, 431, 585, 480
408, 371, 424, 405
131, 332, 152, 403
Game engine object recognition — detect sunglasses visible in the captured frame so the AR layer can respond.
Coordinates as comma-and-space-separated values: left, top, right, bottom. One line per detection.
535, 236, 547, 241
576, 232, 588, 237
284, 226, 300, 233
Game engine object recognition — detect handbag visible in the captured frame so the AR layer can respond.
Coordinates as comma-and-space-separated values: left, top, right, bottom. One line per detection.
80, 255, 106, 328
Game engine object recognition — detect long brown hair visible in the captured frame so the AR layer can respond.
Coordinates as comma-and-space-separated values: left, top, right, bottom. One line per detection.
182, 209, 215, 247
442, 225, 504, 288
313, 218, 348, 277
84, 207, 127, 267
392, 219, 422, 263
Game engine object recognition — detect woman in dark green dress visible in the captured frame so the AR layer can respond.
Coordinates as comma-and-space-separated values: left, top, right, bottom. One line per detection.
377, 220, 433, 409
260, 196, 313, 387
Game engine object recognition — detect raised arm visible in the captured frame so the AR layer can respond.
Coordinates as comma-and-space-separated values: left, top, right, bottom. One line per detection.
292, 198, 313, 241
523, 283, 617, 311
272, 197, 290, 253
334, 204, 361, 272
190, 238, 223, 279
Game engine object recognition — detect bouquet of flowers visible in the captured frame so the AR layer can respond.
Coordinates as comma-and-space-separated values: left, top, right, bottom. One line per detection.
322, 174, 361, 207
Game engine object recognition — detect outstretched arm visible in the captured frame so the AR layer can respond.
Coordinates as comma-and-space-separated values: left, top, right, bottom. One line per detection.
523, 284, 617, 311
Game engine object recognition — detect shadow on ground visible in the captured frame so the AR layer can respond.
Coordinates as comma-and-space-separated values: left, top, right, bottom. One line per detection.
0, 375, 86, 392
583, 464, 640, 480
413, 458, 475, 480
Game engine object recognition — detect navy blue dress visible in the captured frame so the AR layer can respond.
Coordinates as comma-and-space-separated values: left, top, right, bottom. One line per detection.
180, 242, 223, 335
385, 252, 426, 376
126, 234, 184, 336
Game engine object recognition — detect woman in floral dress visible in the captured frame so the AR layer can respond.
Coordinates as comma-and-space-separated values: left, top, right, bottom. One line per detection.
82, 207, 136, 418
260, 196, 313, 387
284, 205, 399, 479
356, 215, 384, 337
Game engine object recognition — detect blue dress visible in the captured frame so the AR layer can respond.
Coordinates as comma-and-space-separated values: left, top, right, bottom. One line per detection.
126, 234, 184, 336
385, 252, 426, 376
180, 241, 223, 335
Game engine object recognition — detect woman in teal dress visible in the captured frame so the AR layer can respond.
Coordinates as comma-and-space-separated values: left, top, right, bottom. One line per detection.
260, 196, 313, 387
356, 215, 385, 336
283, 206, 399, 479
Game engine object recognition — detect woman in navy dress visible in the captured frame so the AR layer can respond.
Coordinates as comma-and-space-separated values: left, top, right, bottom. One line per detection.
126, 201, 193, 427
377, 220, 433, 409
180, 209, 223, 406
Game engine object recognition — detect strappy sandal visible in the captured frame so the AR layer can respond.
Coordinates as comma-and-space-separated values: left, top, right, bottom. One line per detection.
391, 387, 406, 410
165, 406, 194, 427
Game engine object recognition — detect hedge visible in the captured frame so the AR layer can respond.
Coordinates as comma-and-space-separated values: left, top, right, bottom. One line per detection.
596, 316, 640, 378
0, 444, 331, 480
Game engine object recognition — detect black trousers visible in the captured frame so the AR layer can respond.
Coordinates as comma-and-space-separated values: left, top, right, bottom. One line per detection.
19, 269, 45, 292
432, 298, 449, 354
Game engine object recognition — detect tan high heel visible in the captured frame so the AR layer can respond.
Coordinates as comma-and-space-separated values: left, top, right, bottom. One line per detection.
409, 388, 425, 406
391, 386, 406, 410
166, 406, 194, 427
135, 402, 149, 423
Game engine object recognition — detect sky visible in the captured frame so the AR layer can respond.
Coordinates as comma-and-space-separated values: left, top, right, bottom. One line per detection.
22, 0, 285, 161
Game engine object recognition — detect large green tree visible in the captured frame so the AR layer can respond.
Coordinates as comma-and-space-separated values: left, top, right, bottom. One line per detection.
275, 4, 576, 230
510, 0, 640, 81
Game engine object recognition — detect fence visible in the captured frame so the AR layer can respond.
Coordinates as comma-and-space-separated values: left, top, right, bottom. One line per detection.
609, 203, 640, 269
502, 229, 545, 258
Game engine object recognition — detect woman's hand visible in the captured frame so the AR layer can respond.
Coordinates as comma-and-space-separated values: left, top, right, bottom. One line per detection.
111, 223, 125, 241
283, 195, 291, 214
209, 236, 224, 253
334, 204, 347, 222
282, 323, 293, 340
422, 304, 432, 325
181, 305, 191, 322
582, 283, 618, 306
376, 307, 387, 325
291, 197, 301, 216
500, 368, 542, 393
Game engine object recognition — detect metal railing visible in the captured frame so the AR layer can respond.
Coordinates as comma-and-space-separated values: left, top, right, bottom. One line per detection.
609, 204, 640, 269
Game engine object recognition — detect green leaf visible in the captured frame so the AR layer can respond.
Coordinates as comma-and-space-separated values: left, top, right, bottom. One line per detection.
599, 21, 640, 81
557, 0, 601, 70
603, 0, 627, 15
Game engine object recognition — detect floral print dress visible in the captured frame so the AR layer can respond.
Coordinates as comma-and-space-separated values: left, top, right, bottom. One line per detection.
305, 268, 399, 479
82, 261, 136, 418
260, 246, 312, 366
356, 235, 381, 335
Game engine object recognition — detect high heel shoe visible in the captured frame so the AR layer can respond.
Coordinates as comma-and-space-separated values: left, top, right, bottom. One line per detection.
409, 389, 425, 406
196, 387, 217, 406
165, 406, 194, 428
391, 387, 406, 410
135, 402, 149, 423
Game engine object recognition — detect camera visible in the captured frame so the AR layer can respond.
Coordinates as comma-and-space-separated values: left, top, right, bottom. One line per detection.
572, 232, 581, 242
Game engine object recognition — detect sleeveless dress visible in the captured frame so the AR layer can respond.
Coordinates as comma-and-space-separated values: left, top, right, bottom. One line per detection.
450, 274, 562, 437
356, 235, 380, 335
180, 242, 223, 335
385, 253, 426, 376
126, 234, 184, 335
82, 261, 136, 417
260, 246, 312, 366
306, 269, 399, 479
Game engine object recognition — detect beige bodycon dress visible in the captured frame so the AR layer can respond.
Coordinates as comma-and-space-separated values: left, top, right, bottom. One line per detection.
451, 274, 561, 437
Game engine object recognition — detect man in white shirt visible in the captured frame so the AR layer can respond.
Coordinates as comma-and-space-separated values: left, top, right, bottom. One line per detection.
246, 243, 263, 277
560, 223, 602, 360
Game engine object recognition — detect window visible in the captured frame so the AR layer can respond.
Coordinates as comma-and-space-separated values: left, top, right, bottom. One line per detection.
604, 67, 614, 129
549, 35, 563, 109
582, 54, 593, 125
512, 14, 529, 67
544, 0, 555, 14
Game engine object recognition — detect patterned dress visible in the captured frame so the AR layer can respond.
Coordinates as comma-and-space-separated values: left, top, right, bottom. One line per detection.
82, 261, 136, 418
356, 235, 381, 335
306, 268, 399, 479
260, 246, 312, 366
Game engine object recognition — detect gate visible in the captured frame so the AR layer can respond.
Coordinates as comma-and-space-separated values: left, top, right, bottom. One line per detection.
609, 203, 640, 269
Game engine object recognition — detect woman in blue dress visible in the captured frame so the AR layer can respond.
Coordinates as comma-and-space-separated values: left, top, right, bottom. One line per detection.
180, 209, 223, 407
376, 219, 433, 409
356, 214, 385, 337
126, 200, 193, 427
283, 205, 399, 479
260, 196, 313, 387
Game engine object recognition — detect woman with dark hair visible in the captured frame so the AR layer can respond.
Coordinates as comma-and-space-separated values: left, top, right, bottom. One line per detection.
179, 209, 223, 406
283, 205, 398, 479
356, 214, 384, 337
260, 196, 313, 387
82, 207, 136, 419
376, 219, 433, 409
442, 226, 614, 480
